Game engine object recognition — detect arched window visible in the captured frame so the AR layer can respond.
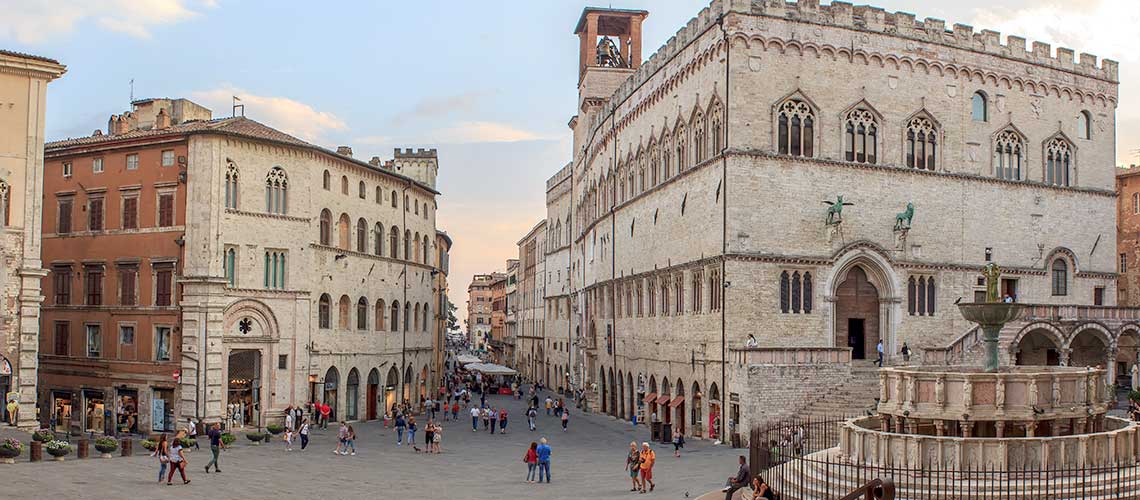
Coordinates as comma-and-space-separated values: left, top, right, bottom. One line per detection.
650, 141, 660, 186
373, 223, 383, 256
926, 277, 935, 315
660, 281, 670, 316
907, 277, 917, 315
338, 295, 350, 329
224, 162, 239, 209
390, 300, 400, 331
390, 227, 399, 259
390, 190, 398, 208
414, 231, 421, 262
319, 209, 332, 245
322, 170, 331, 190
802, 272, 813, 314
224, 247, 236, 287
791, 272, 801, 313
423, 304, 429, 332
375, 299, 386, 331
905, 116, 938, 170
404, 229, 411, 260
971, 91, 988, 122
358, 181, 366, 199
423, 235, 430, 264
777, 97, 815, 157
844, 108, 878, 164
917, 277, 926, 315
693, 111, 706, 163
265, 167, 288, 214
994, 130, 1024, 181
1077, 110, 1092, 140
357, 297, 368, 330
1051, 259, 1068, 296
675, 124, 687, 173
340, 175, 349, 195
1134, 193, 1139, 215
413, 303, 420, 331
404, 302, 411, 331
356, 218, 367, 252
337, 213, 350, 249
1045, 137, 1073, 187
375, 186, 382, 204
318, 294, 331, 329
710, 99, 723, 154
779, 271, 790, 313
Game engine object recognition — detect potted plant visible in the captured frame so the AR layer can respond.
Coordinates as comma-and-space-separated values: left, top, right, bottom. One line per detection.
220, 432, 236, 447
177, 437, 195, 449
245, 432, 266, 445
0, 438, 23, 463
93, 437, 118, 458
1129, 389, 1140, 403
266, 424, 285, 435
140, 439, 157, 452
32, 430, 54, 442
44, 440, 71, 461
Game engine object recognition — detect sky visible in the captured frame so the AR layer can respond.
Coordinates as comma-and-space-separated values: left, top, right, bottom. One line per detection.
2, 0, 1137, 326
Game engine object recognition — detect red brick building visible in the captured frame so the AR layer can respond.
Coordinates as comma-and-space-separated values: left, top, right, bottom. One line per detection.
1118, 167, 1140, 306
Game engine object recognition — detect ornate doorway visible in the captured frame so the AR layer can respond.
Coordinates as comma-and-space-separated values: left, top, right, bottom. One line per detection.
366, 368, 379, 420
227, 350, 262, 428
835, 266, 880, 360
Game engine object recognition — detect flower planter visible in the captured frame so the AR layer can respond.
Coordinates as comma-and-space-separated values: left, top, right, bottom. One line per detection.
99, 453, 112, 459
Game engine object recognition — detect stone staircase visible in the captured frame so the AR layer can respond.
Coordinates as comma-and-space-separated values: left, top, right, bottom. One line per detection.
801, 362, 882, 418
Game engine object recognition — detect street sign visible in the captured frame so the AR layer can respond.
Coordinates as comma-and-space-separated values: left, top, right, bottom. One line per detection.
173, 370, 181, 382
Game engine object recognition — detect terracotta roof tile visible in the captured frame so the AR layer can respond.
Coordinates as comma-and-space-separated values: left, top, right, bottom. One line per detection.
0, 49, 61, 65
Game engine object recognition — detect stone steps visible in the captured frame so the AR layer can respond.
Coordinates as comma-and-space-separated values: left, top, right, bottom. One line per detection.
801, 367, 881, 418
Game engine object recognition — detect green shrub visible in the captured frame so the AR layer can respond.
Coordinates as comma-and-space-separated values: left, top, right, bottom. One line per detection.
44, 440, 71, 457
32, 430, 54, 442
219, 432, 236, 446
266, 424, 285, 435
94, 437, 118, 453
140, 439, 157, 451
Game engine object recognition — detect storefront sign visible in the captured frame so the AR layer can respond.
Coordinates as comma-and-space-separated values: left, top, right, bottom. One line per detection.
152, 398, 165, 431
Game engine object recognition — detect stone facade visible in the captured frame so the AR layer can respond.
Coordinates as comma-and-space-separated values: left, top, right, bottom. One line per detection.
466, 274, 496, 351
531, 3, 1119, 440
0, 50, 65, 428
515, 221, 546, 381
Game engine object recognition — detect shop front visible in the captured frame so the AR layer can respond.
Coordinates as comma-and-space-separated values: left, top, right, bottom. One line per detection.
51, 390, 73, 433
115, 388, 139, 434
83, 389, 108, 434
151, 388, 175, 432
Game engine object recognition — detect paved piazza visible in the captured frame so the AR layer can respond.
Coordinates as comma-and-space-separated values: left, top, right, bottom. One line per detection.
0, 390, 737, 499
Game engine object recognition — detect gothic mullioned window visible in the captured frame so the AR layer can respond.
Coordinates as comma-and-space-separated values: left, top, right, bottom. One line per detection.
373, 223, 383, 256
843, 108, 878, 164
675, 123, 687, 173
265, 166, 288, 214
709, 99, 723, 154
1045, 137, 1073, 187
692, 111, 706, 164
993, 129, 1024, 181
650, 140, 660, 186
907, 276, 936, 316
224, 162, 239, 209
905, 116, 938, 170
780, 270, 812, 314
777, 98, 814, 157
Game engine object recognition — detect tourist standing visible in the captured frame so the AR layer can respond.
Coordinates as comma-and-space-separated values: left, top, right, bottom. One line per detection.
425, 419, 435, 451
320, 403, 331, 429
204, 422, 224, 474
395, 412, 407, 445
334, 421, 348, 455
167, 431, 190, 485
299, 418, 310, 450
626, 441, 642, 492
345, 424, 356, 456
152, 433, 170, 483
284, 406, 295, 433
186, 417, 199, 450
451, 401, 459, 421
524, 441, 538, 483
431, 422, 442, 453
470, 406, 480, 432
545, 396, 553, 415
407, 415, 418, 450
639, 442, 656, 492
561, 408, 569, 432
536, 437, 552, 483
482, 406, 491, 430
876, 339, 884, 367
900, 342, 912, 364
490, 406, 498, 434
284, 425, 294, 451
527, 406, 537, 431
499, 407, 509, 434
722, 455, 751, 500
673, 428, 685, 457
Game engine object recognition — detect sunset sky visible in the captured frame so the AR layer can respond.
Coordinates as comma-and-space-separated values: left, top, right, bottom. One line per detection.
4, 0, 1137, 325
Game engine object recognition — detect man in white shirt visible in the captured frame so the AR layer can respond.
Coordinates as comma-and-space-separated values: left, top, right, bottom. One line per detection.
470, 406, 480, 432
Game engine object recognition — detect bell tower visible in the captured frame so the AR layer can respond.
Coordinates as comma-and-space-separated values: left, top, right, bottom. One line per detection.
572, 7, 647, 147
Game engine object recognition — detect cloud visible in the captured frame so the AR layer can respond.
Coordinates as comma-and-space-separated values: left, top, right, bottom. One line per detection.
190, 86, 348, 144
429, 121, 551, 144
0, 0, 212, 43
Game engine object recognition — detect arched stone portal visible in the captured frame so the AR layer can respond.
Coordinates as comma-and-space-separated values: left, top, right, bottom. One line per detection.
1069, 328, 1110, 369
323, 366, 339, 422
366, 368, 380, 420
834, 266, 881, 360
227, 349, 262, 427
1014, 329, 1062, 366
385, 367, 399, 413
1118, 327, 1140, 387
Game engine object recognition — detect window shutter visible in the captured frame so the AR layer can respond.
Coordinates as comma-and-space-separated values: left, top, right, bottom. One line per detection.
89, 198, 103, 231
158, 194, 174, 227
58, 199, 72, 233
122, 197, 138, 229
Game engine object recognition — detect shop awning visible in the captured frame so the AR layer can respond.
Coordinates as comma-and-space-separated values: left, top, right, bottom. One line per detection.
643, 393, 658, 404
456, 354, 483, 365
655, 395, 671, 406
668, 396, 685, 408
466, 363, 518, 375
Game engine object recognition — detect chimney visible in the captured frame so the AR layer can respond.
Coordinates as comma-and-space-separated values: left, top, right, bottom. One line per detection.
107, 115, 129, 135
91, 129, 103, 137
336, 146, 353, 157
369, 156, 382, 167
155, 108, 172, 130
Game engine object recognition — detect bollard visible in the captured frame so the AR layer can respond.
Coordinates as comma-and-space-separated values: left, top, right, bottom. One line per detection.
121, 437, 132, 457
30, 441, 42, 462
77, 438, 89, 459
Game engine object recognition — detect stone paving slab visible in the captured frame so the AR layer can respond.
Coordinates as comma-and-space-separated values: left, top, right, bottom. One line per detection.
0, 390, 740, 499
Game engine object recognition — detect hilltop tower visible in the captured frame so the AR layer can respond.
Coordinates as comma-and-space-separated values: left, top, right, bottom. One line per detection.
393, 148, 439, 190
571, 8, 647, 151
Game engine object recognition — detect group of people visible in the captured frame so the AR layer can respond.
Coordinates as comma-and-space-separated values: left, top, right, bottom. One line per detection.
149, 422, 226, 486
625, 442, 657, 493
469, 406, 510, 434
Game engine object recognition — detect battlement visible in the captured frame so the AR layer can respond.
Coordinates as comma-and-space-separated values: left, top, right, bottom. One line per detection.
748, 0, 1117, 83
546, 162, 574, 192
394, 147, 438, 159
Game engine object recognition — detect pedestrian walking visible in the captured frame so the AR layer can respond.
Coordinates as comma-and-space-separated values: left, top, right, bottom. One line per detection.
451, 401, 459, 421
407, 416, 418, 451
482, 407, 491, 430
425, 419, 435, 451
673, 428, 685, 457
626, 441, 642, 492
876, 339, 884, 367
284, 406, 295, 432
639, 442, 656, 492
151, 433, 170, 483
334, 421, 349, 455
490, 406, 498, 434
167, 431, 190, 485
284, 426, 294, 451
499, 408, 509, 434
561, 408, 569, 432
395, 412, 407, 445
186, 417, 200, 450
527, 406, 537, 431
431, 422, 442, 454
203, 422, 224, 474
536, 437, 552, 483
345, 424, 356, 456
545, 396, 553, 416
524, 441, 538, 483
299, 419, 310, 450
469, 406, 480, 432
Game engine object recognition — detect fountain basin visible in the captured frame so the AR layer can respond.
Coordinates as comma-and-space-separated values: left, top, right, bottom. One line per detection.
957, 302, 1024, 326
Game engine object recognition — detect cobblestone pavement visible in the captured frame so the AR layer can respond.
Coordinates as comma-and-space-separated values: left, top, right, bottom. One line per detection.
0, 389, 739, 499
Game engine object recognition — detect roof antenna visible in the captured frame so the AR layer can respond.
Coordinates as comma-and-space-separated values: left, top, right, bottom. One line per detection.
232, 95, 244, 117
129, 78, 134, 104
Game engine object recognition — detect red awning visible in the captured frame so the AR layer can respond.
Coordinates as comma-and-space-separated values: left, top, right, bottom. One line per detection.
668, 396, 685, 408
643, 393, 658, 404
655, 395, 671, 406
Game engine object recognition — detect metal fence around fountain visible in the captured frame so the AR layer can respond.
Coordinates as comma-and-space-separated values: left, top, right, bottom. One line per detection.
750, 416, 1140, 500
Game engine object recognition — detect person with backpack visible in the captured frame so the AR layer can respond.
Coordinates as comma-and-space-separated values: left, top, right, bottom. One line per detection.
394, 412, 407, 445
527, 406, 538, 431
